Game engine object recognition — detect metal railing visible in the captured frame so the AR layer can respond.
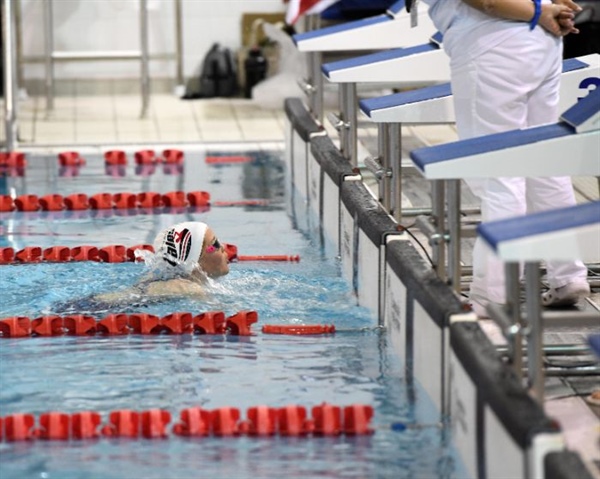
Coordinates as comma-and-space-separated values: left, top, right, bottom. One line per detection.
2, 0, 185, 150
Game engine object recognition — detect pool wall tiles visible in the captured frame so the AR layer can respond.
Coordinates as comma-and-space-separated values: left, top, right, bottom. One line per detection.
283, 98, 323, 233
309, 135, 361, 257
449, 322, 565, 479
338, 181, 405, 319
284, 98, 571, 479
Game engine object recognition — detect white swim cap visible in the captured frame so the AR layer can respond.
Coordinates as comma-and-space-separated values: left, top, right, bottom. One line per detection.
153, 221, 208, 274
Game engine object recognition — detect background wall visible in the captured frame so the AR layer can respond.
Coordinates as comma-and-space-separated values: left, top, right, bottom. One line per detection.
18, 0, 286, 83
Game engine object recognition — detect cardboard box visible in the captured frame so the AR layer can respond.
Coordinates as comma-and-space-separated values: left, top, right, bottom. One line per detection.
241, 13, 286, 47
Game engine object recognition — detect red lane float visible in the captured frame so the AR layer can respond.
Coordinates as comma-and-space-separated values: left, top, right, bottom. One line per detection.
101, 410, 140, 438
0, 317, 31, 338
104, 150, 127, 165
0, 244, 152, 264
162, 191, 187, 208
162, 149, 184, 164
0, 247, 15, 264
14, 195, 40, 212
4, 413, 35, 441
36, 412, 71, 440
0, 403, 373, 442
343, 404, 374, 435
0, 243, 300, 265
313, 403, 341, 436
278, 405, 309, 436
0, 152, 27, 168
64, 193, 89, 210
242, 406, 277, 436
172, 408, 210, 437
187, 191, 210, 207
71, 412, 102, 439
43, 246, 71, 262
0, 311, 257, 338
0, 196, 15, 212
58, 151, 85, 167
0, 152, 27, 177
134, 150, 156, 165
0, 193, 275, 217
15, 247, 42, 263
137, 191, 163, 208
70, 246, 100, 262
211, 407, 241, 436
261, 324, 335, 335
39, 194, 64, 211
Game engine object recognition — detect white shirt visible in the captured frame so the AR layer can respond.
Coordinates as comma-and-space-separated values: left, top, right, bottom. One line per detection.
422, 0, 549, 67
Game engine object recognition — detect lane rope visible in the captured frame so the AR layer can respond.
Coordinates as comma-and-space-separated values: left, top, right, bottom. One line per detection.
0, 403, 375, 441
0, 243, 300, 264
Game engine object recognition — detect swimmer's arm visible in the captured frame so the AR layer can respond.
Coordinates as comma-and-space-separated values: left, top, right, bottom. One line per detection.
93, 288, 138, 303
143, 279, 207, 298
93, 279, 205, 303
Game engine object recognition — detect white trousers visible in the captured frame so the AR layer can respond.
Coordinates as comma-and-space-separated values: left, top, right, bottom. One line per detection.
450, 28, 588, 308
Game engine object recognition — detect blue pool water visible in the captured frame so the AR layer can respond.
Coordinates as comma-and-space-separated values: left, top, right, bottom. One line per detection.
0, 148, 467, 478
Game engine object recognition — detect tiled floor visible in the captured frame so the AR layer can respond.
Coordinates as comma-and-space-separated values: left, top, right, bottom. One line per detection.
4, 92, 288, 147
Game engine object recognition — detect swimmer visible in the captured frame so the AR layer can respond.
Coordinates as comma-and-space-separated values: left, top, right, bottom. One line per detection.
94, 221, 230, 302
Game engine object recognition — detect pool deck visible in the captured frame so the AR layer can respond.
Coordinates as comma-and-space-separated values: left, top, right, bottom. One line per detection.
2, 89, 599, 478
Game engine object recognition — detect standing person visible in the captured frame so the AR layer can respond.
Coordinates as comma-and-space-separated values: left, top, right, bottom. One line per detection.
421, 0, 590, 317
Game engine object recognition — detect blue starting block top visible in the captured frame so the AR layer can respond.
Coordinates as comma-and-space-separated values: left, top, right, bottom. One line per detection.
561, 85, 600, 133
294, 16, 389, 46
322, 42, 439, 78
412, 123, 573, 169
410, 87, 600, 179
478, 201, 600, 262
292, 2, 436, 52
359, 57, 590, 118
360, 83, 452, 116
388, 1, 406, 16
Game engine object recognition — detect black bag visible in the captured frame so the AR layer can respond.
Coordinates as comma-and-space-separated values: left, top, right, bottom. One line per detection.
183, 43, 238, 99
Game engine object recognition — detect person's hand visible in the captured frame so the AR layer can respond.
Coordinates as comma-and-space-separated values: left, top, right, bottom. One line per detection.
557, 10, 580, 34
539, 4, 578, 36
552, 0, 582, 13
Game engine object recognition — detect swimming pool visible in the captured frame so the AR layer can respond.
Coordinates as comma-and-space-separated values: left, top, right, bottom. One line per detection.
0, 147, 467, 478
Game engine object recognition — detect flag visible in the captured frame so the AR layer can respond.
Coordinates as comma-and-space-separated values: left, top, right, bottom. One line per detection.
285, 0, 342, 25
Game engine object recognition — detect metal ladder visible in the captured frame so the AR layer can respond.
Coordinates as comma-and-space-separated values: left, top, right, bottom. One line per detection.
42, 0, 151, 118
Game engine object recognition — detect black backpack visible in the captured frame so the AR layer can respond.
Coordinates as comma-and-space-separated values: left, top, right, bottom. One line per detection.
183, 43, 238, 99
199, 43, 238, 98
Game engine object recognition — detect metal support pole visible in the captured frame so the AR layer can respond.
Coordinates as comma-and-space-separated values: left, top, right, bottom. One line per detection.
140, 0, 150, 119
389, 123, 402, 223
447, 179, 462, 292
14, 0, 24, 93
339, 83, 357, 166
505, 262, 523, 381
174, 0, 184, 92
309, 51, 323, 124
432, 180, 446, 281
43, 0, 54, 111
525, 262, 545, 403
3, 0, 18, 150
378, 123, 389, 204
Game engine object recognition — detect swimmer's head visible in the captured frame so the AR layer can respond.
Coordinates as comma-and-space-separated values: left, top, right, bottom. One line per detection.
154, 221, 229, 278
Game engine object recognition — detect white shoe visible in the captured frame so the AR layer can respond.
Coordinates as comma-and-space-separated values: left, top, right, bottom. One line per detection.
541, 281, 590, 307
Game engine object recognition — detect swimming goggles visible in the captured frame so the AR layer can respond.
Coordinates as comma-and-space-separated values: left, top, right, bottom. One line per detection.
205, 237, 222, 254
